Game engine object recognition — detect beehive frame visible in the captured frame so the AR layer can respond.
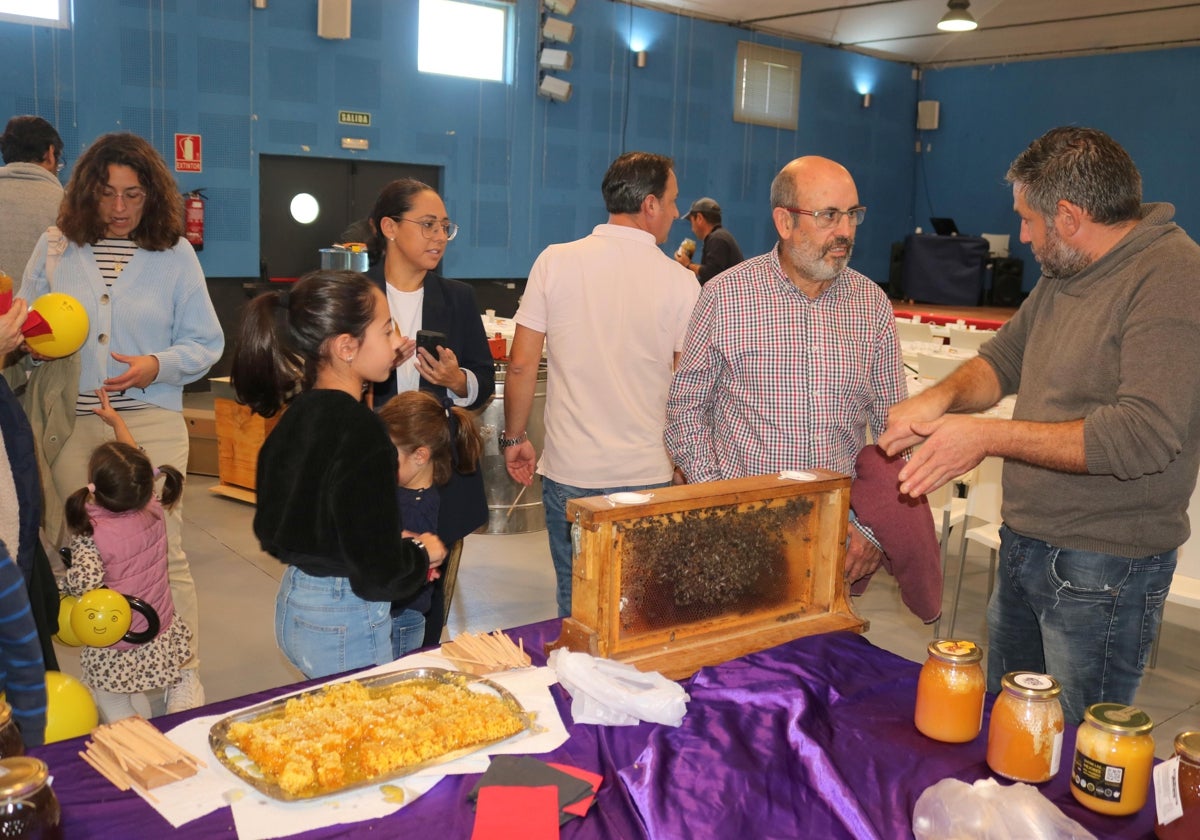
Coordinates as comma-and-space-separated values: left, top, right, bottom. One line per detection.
549, 472, 867, 679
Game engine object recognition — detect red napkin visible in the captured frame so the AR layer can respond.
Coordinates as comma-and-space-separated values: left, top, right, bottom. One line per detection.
470, 784, 560, 840
547, 762, 602, 817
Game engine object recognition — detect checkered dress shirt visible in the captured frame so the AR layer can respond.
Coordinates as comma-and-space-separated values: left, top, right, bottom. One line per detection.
665, 247, 906, 484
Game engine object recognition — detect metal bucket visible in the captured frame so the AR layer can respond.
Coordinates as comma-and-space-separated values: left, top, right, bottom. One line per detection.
319, 247, 369, 273
477, 363, 547, 534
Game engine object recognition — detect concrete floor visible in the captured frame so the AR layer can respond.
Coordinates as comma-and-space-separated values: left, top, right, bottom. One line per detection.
52, 466, 1200, 762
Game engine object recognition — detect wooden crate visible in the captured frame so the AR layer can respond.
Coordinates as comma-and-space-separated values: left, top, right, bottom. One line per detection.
213, 398, 281, 501
551, 471, 866, 679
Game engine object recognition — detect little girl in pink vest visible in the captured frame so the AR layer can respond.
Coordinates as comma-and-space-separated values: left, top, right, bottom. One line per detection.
60, 421, 193, 722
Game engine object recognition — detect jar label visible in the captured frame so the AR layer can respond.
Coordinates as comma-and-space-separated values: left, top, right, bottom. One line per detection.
1154, 756, 1184, 825
1012, 673, 1054, 691
1050, 731, 1063, 776
1072, 749, 1128, 802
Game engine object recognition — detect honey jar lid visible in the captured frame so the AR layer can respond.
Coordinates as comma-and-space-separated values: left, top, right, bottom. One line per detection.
1175, 731, 1200, 762
1082, 703, 1153, 735
926, 639, 982, 664
999, 671, 1062, 698
0, 757, 49, 800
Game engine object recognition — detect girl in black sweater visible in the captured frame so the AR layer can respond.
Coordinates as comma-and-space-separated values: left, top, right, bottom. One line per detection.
231, 270, 446, 679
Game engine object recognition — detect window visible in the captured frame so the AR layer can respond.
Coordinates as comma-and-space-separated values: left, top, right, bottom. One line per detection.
0, 0, 69, 28
733, 42, 801, 130
418, 0, 508, 83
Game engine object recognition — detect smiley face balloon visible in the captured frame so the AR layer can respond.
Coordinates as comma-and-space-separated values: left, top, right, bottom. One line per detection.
70, 588, 132, 647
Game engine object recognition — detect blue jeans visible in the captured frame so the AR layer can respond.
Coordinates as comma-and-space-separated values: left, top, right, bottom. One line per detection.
542, 477, 670, 618
275, 566, 394, 680
391, 609, 426, 659
986, 525, 1175, 723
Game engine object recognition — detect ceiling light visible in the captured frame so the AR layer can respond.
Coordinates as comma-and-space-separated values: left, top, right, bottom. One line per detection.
538, 74, 572, 103
544, 0, 575, 15
542, 17, 574, 44
937, 0, 978, 33
539, 47, 573, 72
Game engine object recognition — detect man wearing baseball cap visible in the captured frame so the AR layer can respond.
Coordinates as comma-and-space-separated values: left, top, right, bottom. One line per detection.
675, 196, 744, 284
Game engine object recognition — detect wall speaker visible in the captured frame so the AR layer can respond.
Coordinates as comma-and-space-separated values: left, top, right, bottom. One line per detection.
318, 0, 351, 40
990, 257, 1024, 306
917, 100, 940, 131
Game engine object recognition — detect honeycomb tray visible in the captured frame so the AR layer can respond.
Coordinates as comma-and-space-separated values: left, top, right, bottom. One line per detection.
208, 667, 533, 801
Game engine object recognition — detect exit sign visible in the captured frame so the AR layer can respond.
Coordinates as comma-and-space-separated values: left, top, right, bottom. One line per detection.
338, 110, 371, 126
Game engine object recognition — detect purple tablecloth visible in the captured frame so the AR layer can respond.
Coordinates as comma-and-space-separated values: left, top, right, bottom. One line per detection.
30, 622, 1156, 838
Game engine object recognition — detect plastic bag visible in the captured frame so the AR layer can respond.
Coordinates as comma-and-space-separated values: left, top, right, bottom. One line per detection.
912, 777, 1095, 840
548, 648, 689, 727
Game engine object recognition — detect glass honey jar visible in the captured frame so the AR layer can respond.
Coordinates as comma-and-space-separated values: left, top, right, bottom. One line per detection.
1070, 703, 1154, 816
914, 639, 986, 743
0, 702, 25, 759
0, 756, 62, 839
1156, 731, 1200, 839
986, 672, 1064, 783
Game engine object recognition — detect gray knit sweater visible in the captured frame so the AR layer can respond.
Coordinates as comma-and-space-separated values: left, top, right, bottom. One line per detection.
0, 162, 62, 282
979, 203, 1200, 557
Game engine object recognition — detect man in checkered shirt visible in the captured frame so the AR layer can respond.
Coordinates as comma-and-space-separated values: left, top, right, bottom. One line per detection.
665, 156, 907, 583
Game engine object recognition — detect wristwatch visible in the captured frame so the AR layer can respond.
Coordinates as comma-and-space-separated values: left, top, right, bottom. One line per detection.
405, 536, 428, 560
498, 430, 528, 449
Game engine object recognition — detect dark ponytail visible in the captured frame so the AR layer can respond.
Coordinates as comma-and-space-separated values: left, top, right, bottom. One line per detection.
378, 392, 483, 486
231, 270, 376, 417
156, 464, 185, 509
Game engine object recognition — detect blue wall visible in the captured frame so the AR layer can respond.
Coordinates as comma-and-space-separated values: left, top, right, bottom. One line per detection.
917, 46, 1200, 290
0, 0, 919, 286
8, 2, 1192, 296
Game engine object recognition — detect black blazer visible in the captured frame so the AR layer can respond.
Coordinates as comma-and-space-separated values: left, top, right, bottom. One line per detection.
366, 262, 496, 544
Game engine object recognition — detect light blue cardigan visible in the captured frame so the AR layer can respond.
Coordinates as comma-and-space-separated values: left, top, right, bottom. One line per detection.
19, 232, 223, 411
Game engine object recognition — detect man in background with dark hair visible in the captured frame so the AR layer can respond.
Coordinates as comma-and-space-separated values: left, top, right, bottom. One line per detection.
503, 152, 700, 616
0, 116, 64, 279
880, 126, 1200, 722
675, 196, 744, 284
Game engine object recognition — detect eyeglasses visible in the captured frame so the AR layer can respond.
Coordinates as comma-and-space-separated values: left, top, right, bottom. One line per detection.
98, 186, 147, 205
780, 206, 867, 229
391, 216, 459, 241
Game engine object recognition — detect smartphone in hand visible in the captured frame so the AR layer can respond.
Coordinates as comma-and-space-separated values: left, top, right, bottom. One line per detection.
415, 329, 447, 360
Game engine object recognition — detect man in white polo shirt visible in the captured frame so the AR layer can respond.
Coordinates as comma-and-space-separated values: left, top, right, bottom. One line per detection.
502, 152, 700, 616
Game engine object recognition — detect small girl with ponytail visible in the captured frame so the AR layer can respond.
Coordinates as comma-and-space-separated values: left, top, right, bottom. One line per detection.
378, 390, 483, 654
60, 405, 193, 722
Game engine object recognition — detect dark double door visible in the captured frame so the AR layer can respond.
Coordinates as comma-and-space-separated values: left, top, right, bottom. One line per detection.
259, 156, 441, 280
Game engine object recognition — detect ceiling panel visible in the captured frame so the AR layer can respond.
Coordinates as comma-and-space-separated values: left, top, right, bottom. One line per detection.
633, 0, 1200, 66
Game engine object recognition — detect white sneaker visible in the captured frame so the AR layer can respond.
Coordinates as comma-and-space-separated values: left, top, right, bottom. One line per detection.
166, 669, 205, 713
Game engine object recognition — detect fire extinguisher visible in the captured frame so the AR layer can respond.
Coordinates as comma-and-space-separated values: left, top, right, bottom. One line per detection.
183, 190, 205, 251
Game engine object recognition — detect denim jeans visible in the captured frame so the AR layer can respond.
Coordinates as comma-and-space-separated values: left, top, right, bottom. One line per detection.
986, 525, 1175, 723
391, 608, 426, 659
275, 566, 394, 679
542, 476, 670, 618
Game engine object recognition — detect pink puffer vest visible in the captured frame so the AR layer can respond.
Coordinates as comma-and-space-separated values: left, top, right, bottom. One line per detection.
87, 499, 175, 651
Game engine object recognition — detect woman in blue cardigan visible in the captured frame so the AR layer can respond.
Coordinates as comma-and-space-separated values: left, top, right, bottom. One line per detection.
365, 179, 494, 646
20, 132, 222, 712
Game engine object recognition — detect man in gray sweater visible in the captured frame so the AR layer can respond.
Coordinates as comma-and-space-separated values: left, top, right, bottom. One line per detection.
879, 126, 1200, 722
0, 116, 64, 280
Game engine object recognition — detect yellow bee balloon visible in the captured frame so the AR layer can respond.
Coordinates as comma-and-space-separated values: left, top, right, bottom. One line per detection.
54, 594, 83, 646
69, 588, 132, 647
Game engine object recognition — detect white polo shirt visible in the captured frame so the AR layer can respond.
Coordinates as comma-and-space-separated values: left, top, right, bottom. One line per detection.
516, 224, 700, 487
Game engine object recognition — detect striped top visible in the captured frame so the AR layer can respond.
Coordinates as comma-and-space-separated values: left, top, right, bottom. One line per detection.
75, 238, 148, 415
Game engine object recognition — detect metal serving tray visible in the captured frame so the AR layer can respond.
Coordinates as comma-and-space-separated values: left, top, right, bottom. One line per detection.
208, 667, 534, 801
